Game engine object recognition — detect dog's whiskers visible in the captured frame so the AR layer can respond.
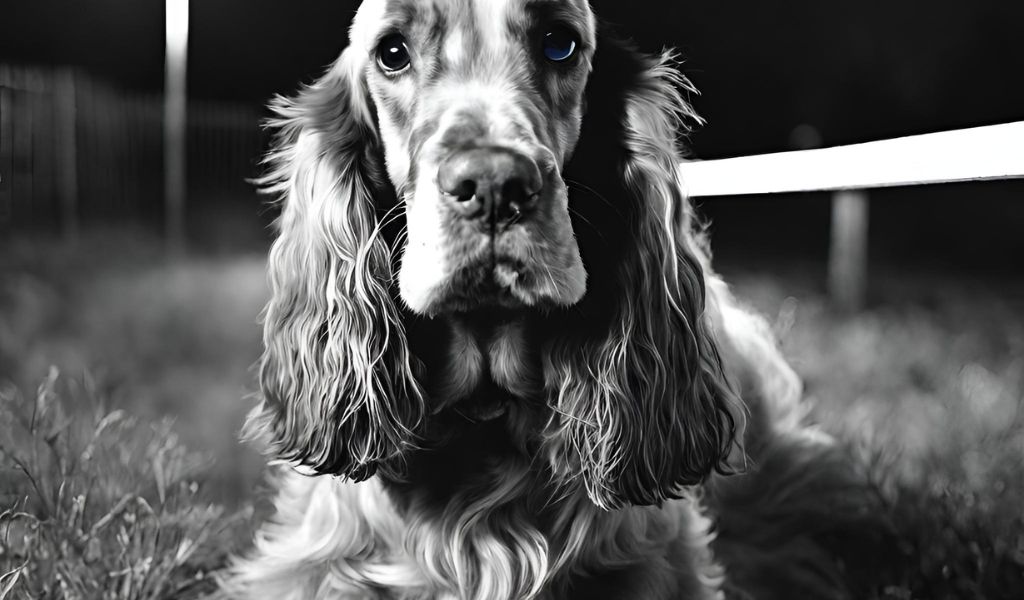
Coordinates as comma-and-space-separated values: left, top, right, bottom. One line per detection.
566, 206, 605, 241
565, 178, 625, 218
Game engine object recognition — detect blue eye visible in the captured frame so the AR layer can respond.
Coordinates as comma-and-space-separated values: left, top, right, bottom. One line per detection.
542, 28, 578, 62
377, 33, 411, 72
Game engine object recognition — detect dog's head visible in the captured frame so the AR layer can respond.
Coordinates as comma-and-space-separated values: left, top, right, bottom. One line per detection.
355, 0, 596, 315
249, 0, 738, 509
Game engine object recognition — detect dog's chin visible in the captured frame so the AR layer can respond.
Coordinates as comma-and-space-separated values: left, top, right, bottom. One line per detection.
401, 256, 586, 317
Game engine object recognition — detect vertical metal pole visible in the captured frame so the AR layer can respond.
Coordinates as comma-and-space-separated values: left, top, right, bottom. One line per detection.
164, 0, 188, 253
828, 190, 869, 312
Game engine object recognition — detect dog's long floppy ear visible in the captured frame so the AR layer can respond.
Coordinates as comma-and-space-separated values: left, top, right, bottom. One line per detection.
545, 34, 740, 509
245, 50, 425, 482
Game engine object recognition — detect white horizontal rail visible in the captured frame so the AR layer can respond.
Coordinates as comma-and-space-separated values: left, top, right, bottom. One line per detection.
680, 121, 1024, 197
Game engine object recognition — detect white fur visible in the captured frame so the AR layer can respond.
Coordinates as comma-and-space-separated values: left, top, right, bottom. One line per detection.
222, 467, 729, 600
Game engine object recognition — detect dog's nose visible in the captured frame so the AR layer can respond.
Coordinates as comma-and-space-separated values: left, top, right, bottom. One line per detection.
437, 147, 543, 226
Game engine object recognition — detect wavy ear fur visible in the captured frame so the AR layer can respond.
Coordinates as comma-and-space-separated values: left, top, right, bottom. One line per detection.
545, 33, 740, 509
245, 50, 425, 481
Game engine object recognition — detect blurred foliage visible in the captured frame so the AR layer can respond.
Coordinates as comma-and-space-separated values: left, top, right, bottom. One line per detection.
0, 369, 248, 599
733, 268, 1024, 598
0, 230, 267, 504
0, 233, 1022, 597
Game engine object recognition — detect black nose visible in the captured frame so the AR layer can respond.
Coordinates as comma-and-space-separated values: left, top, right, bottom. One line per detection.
437, 147, 543, 226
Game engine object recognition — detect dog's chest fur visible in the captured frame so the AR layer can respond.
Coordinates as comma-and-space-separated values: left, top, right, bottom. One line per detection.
376, 428, 717, 600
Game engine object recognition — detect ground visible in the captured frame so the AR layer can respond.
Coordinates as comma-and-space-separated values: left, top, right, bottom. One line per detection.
1, 230, 1022, 598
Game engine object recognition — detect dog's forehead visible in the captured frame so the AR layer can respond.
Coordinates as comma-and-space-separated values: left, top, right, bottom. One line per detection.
350, 0, 596, 51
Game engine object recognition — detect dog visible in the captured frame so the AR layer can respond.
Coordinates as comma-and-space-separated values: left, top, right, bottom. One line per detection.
220, 1, 882, 598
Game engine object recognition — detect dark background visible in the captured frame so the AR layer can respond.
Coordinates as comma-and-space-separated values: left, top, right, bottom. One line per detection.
2, 0, 1023, 271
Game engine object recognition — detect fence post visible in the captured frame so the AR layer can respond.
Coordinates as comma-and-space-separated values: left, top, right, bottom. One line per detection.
164, 0, 189, 254
828, 190, 869, 311
0, 81, 12, 230
12, 79, 33, 224
56, 68, 79, 243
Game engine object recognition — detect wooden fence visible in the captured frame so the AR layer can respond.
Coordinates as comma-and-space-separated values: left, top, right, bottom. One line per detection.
680, 121, 1024, 309
0, 64, 265, 237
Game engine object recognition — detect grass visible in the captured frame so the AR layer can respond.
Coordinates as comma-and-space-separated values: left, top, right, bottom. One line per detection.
728, 265, 1024, 598
0, 369, 247, 599
0, 231, 261, 598
1, 233, 1022, 597
0, 229, 267, 504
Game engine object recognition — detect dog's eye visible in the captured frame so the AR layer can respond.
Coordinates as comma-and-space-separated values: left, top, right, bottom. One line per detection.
542, 27, 578, 62
377, 33, 411, 73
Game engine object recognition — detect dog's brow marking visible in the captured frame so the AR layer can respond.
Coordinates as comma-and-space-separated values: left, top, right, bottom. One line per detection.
444, 27, 465, 65
474, 0, 513, 55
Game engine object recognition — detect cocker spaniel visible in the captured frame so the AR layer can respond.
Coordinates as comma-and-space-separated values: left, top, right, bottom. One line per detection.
221, 1, 880, 598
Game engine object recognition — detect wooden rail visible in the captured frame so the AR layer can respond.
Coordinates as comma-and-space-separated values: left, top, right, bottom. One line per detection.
679, 122, 1024, 310
679, 121, 1024, 197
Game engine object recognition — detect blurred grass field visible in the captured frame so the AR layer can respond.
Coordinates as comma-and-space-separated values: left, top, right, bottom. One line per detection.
1, 231, 1022, 598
